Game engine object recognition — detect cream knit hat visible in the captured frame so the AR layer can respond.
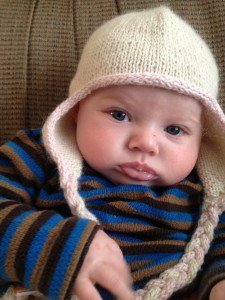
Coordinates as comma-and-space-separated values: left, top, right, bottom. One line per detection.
43, 6, 225, 299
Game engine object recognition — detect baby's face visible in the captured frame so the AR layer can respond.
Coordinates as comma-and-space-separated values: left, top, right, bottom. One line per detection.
76, 85, 202, 186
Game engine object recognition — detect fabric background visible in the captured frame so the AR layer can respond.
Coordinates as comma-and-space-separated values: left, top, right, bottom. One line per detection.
0, 0, 224, 144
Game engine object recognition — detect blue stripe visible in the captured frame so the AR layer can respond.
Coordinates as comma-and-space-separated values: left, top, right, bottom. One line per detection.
91, 202, 198, 223
168, 232, 189, 241
126, 252, 170, 263
48, 219, 90, 298
24, 214, 63, 288
218, 213, 225, 222
79, 182, 190, 200
0, 211, 34, 280
86, 198, 111, 206
90, 209, 151, 225
142, 252, 182, 270
38, 189, 64, 201
5, 141, 45, 182
79, 185, 157, 199
128, 201, 198, 222
25, 129, 43, 145
26, 128, 41, 137
110, 231, 142, 243
214, 229, 225, 235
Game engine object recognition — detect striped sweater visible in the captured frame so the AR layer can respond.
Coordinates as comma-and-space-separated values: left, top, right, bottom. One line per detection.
0, 129, 225, 299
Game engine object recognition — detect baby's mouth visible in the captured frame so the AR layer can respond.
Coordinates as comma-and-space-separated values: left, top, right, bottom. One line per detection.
119, 162, 158, 181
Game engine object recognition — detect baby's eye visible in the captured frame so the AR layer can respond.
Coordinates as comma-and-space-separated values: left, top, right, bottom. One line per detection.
110, 110, 129, 121
165, 125, 183, 136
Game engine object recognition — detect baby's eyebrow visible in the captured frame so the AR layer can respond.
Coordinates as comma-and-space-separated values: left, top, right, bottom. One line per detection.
177, 116, 202, 125
101, 93, 133, 106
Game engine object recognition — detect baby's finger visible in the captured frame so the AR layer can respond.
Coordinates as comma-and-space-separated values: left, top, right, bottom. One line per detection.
92, 264, 135, 300
74, 278, 101, 300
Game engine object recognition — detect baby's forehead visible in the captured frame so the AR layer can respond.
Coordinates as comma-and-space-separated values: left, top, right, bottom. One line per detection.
84, 85, 202, 107
80, 84, 203, 123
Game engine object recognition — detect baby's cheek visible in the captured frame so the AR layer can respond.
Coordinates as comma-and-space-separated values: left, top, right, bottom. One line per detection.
167, 151, 198, 184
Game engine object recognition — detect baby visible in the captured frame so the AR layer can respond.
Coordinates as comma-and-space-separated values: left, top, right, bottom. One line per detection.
1, 5, 225, 300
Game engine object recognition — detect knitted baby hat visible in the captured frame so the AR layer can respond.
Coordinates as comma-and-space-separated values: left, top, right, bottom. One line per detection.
43, 6, 225, 299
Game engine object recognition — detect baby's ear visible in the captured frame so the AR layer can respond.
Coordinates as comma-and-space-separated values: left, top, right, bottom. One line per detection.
72, 103, 80, 123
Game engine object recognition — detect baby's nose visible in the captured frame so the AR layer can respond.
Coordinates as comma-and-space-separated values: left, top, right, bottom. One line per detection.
128, 130, 159, 155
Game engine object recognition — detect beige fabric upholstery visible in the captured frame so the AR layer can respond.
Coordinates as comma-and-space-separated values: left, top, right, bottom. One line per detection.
0, 0, 224, 144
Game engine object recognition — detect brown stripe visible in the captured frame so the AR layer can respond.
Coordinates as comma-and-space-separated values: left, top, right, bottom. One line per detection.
0, 186, 27, 203
102, 220, 151, 232
62, 223, 99, 300
113, 230, 179, 247
122, 240, 185, 255
80, 180, 105, 191
16, 130, 42, 152
0, 165, 16, 175
101, 210, 195, 232
0, 204, 27, 236
5, 210, 44, 281
1, 166, 38, 187
205, 248, 225, 261
0, 199, 17, 210
133, 259, 178, 286
38, 218, 78, 294
15, 134, 50, 170
96, 200, 199, 220
0, 181, 31, 203
144, 197, 201, 212
0, 204, 33, 279
151, 194, 201, 208
212, 232, 225, 243
85, 189, 201, 207
130, 259, 150, 271
12, 210, 55, 282
29, 218, 68, 291
1, 145, 41, 183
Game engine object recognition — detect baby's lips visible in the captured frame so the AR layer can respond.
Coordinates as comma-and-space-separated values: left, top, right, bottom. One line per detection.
119, 162, 158, 182
120, 165, 158, 181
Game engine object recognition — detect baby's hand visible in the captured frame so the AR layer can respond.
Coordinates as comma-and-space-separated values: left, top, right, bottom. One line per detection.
73, 230, 135, 300
209, 279, 225, 300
